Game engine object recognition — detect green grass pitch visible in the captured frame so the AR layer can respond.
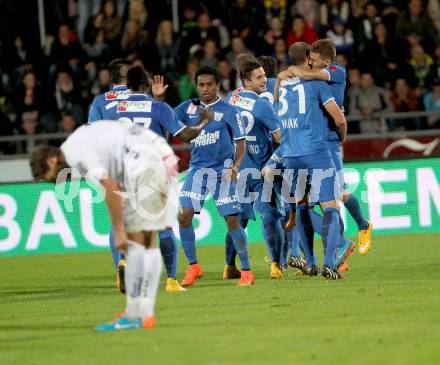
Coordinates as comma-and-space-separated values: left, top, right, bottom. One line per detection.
1, 233, 439, 365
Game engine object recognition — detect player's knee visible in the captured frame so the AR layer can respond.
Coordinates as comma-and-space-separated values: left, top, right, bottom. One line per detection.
225, 215, 240, 231
342, 192, 350, 203
178, 210, 193, 227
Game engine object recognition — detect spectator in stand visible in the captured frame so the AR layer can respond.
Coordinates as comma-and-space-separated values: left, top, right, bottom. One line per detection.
58, 112, 78, 134
432, 43, 440, 80
156, 20, 181, 80
218, 58, 237, 96
262, 16, 285, 54
200, 39, 220, 69
360, 22, 401, 87
90, 68, 111, 97
273, 38, 290, 69
120, 20, 150, 63
286, 15, 318, 48
84, 29, 110, 67
336, 53, 348, 68
77, 0, 101, 42
192, 13, 221, 48
128, 0, 149, 30
100, 0, 123, 52
264, 0, 287, 24
320, 0, 350, 30
228, 0, 257, 43
289, 0, 320, 30
389, 78, 421, 130
423, 78, 440, 128
326, 18, 354, 56
396, 0, 438, 53
48, 24, 85, 80
18, 111, 41, 154
53, 69, 84, 126
356, 3, 381, 53
84, 13, 105, 46
178, 58, 199, 101
348, 72, 394, 133
346, 67, 362, 133
428, 0, 440, 32
405, 44, 435, 91
0, 102, 14, 154
226, 36, 252, 69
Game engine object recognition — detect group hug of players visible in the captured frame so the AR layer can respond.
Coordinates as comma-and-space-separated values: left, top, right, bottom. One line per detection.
88, 39, 373, 295
29, 38, 374, 330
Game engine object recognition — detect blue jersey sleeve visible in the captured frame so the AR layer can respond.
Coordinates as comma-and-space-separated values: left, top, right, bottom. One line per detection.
225, 107, 246, 140
314, 81, 335, 106
88, 96, 103, 123
256, 99, 280, 133
156, 102, 187, 136
325, 64, 345, 84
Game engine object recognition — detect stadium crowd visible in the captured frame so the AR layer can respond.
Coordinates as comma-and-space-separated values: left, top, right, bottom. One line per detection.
1, 0, 440, 154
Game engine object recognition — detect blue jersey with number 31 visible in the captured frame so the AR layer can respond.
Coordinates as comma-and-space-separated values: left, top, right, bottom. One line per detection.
279, 78, 335, 157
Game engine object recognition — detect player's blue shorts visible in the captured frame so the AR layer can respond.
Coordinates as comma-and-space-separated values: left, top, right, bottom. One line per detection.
329, 145, 348, 194
282, 149, 340, 207
179, 168, 242, 217
237, 171, 284, 220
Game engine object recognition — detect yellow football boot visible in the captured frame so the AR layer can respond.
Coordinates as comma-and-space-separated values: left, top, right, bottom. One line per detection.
270, 262, 283, 279
358, 220, 373, 255
223, 265, 241, 280
165, 278, 187, 292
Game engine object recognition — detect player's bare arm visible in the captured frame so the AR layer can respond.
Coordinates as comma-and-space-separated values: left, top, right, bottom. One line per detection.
226, 138, 246, 182
324, 100, 347, 143
274, 70, 294, 103
288, 65, 330, 81
176, 108, 215, 142
100, 176, 127, 252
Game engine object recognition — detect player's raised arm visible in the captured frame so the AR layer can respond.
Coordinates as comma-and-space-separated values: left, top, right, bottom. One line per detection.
274, 70, 294, 103
324, 100, 347, 143
288, 65, 330, 81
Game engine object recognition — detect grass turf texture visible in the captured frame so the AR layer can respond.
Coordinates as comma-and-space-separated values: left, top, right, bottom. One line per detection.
1, 233, 439, 365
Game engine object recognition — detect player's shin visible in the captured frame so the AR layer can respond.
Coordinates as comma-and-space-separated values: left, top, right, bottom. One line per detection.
262, 215, 283, 263
159, 229, 178, 278
229, 227, 251, 270
344, 194, 369, 230
109, 229, 123, 268
179, 225, 198, 264
296, 204, 316, 266
322, 207, 342, 269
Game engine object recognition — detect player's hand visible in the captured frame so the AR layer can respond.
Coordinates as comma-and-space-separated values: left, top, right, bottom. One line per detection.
277, 70, 294, 81
287, 65, 304, 77
200, 108, 214, 124
114, 229, 129, 253
151, 75, 169, 99
225, 164, 239, 182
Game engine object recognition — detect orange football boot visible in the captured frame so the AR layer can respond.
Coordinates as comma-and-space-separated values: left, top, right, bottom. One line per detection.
238, 270, 255, 286
181, 263, 203, 286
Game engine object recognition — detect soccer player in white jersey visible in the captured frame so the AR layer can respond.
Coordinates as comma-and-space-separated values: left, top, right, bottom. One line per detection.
30, 122, 179, 331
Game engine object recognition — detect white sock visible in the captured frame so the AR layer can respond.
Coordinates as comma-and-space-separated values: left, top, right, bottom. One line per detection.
124, 241, 146, 320
140, 248, 162, 319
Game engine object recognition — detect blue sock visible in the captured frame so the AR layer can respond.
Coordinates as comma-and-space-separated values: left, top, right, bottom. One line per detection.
280, 229, 289, 265
288, 227, 300, 257
322, 207, 342, 269
309, 209, 323, 235
229, 227, 250, 270
225, 218, 247, 266
159, 229, 178, 278
109, 229, 122, 268
179, 225, 197, 265
262, 216, 283, 263
345, 194, 369, 230
296, 205, 316, 266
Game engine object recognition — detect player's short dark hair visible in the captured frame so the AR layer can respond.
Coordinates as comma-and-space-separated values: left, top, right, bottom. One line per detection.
126, 65, 150, 91
257, 55, 278, 78
108, 58, 132, 84
30, 145, 61, 181
238, 55, 262, 82
288, 42, 310, 66
195, 66, 220, 84
310, 39, 336, 63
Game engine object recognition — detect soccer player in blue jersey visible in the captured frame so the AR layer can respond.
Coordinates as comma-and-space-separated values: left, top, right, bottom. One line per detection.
226, 55, 285, 279
288, 39, 373, 262
88, 59, 133, 123
174, 66, 255, 286
117, 65, 214, 292
276, 42, 348, 279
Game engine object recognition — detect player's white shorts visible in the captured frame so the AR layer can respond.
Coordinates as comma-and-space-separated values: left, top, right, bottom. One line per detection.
122, 133, 179, 232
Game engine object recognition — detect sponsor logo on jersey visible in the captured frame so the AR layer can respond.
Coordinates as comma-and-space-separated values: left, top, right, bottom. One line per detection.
117, 100, 152, 113
229, 94, 256, 111
236, 113, 245, 135
187, 103, 198, 115
192, 129, 220, 147
105, 89, 131, 100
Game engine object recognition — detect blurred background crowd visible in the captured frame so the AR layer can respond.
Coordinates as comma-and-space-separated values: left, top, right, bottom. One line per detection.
0, 0, 440, 154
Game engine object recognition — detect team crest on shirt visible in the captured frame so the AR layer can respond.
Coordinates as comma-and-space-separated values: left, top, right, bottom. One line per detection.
214, 112, 224, 121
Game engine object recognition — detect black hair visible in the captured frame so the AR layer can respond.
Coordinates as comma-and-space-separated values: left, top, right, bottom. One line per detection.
126, 65, 150, 91
108, 58, 133, 84
194, 66, 220, 84
257, 55, 278, 78
238, 56, 262, 82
